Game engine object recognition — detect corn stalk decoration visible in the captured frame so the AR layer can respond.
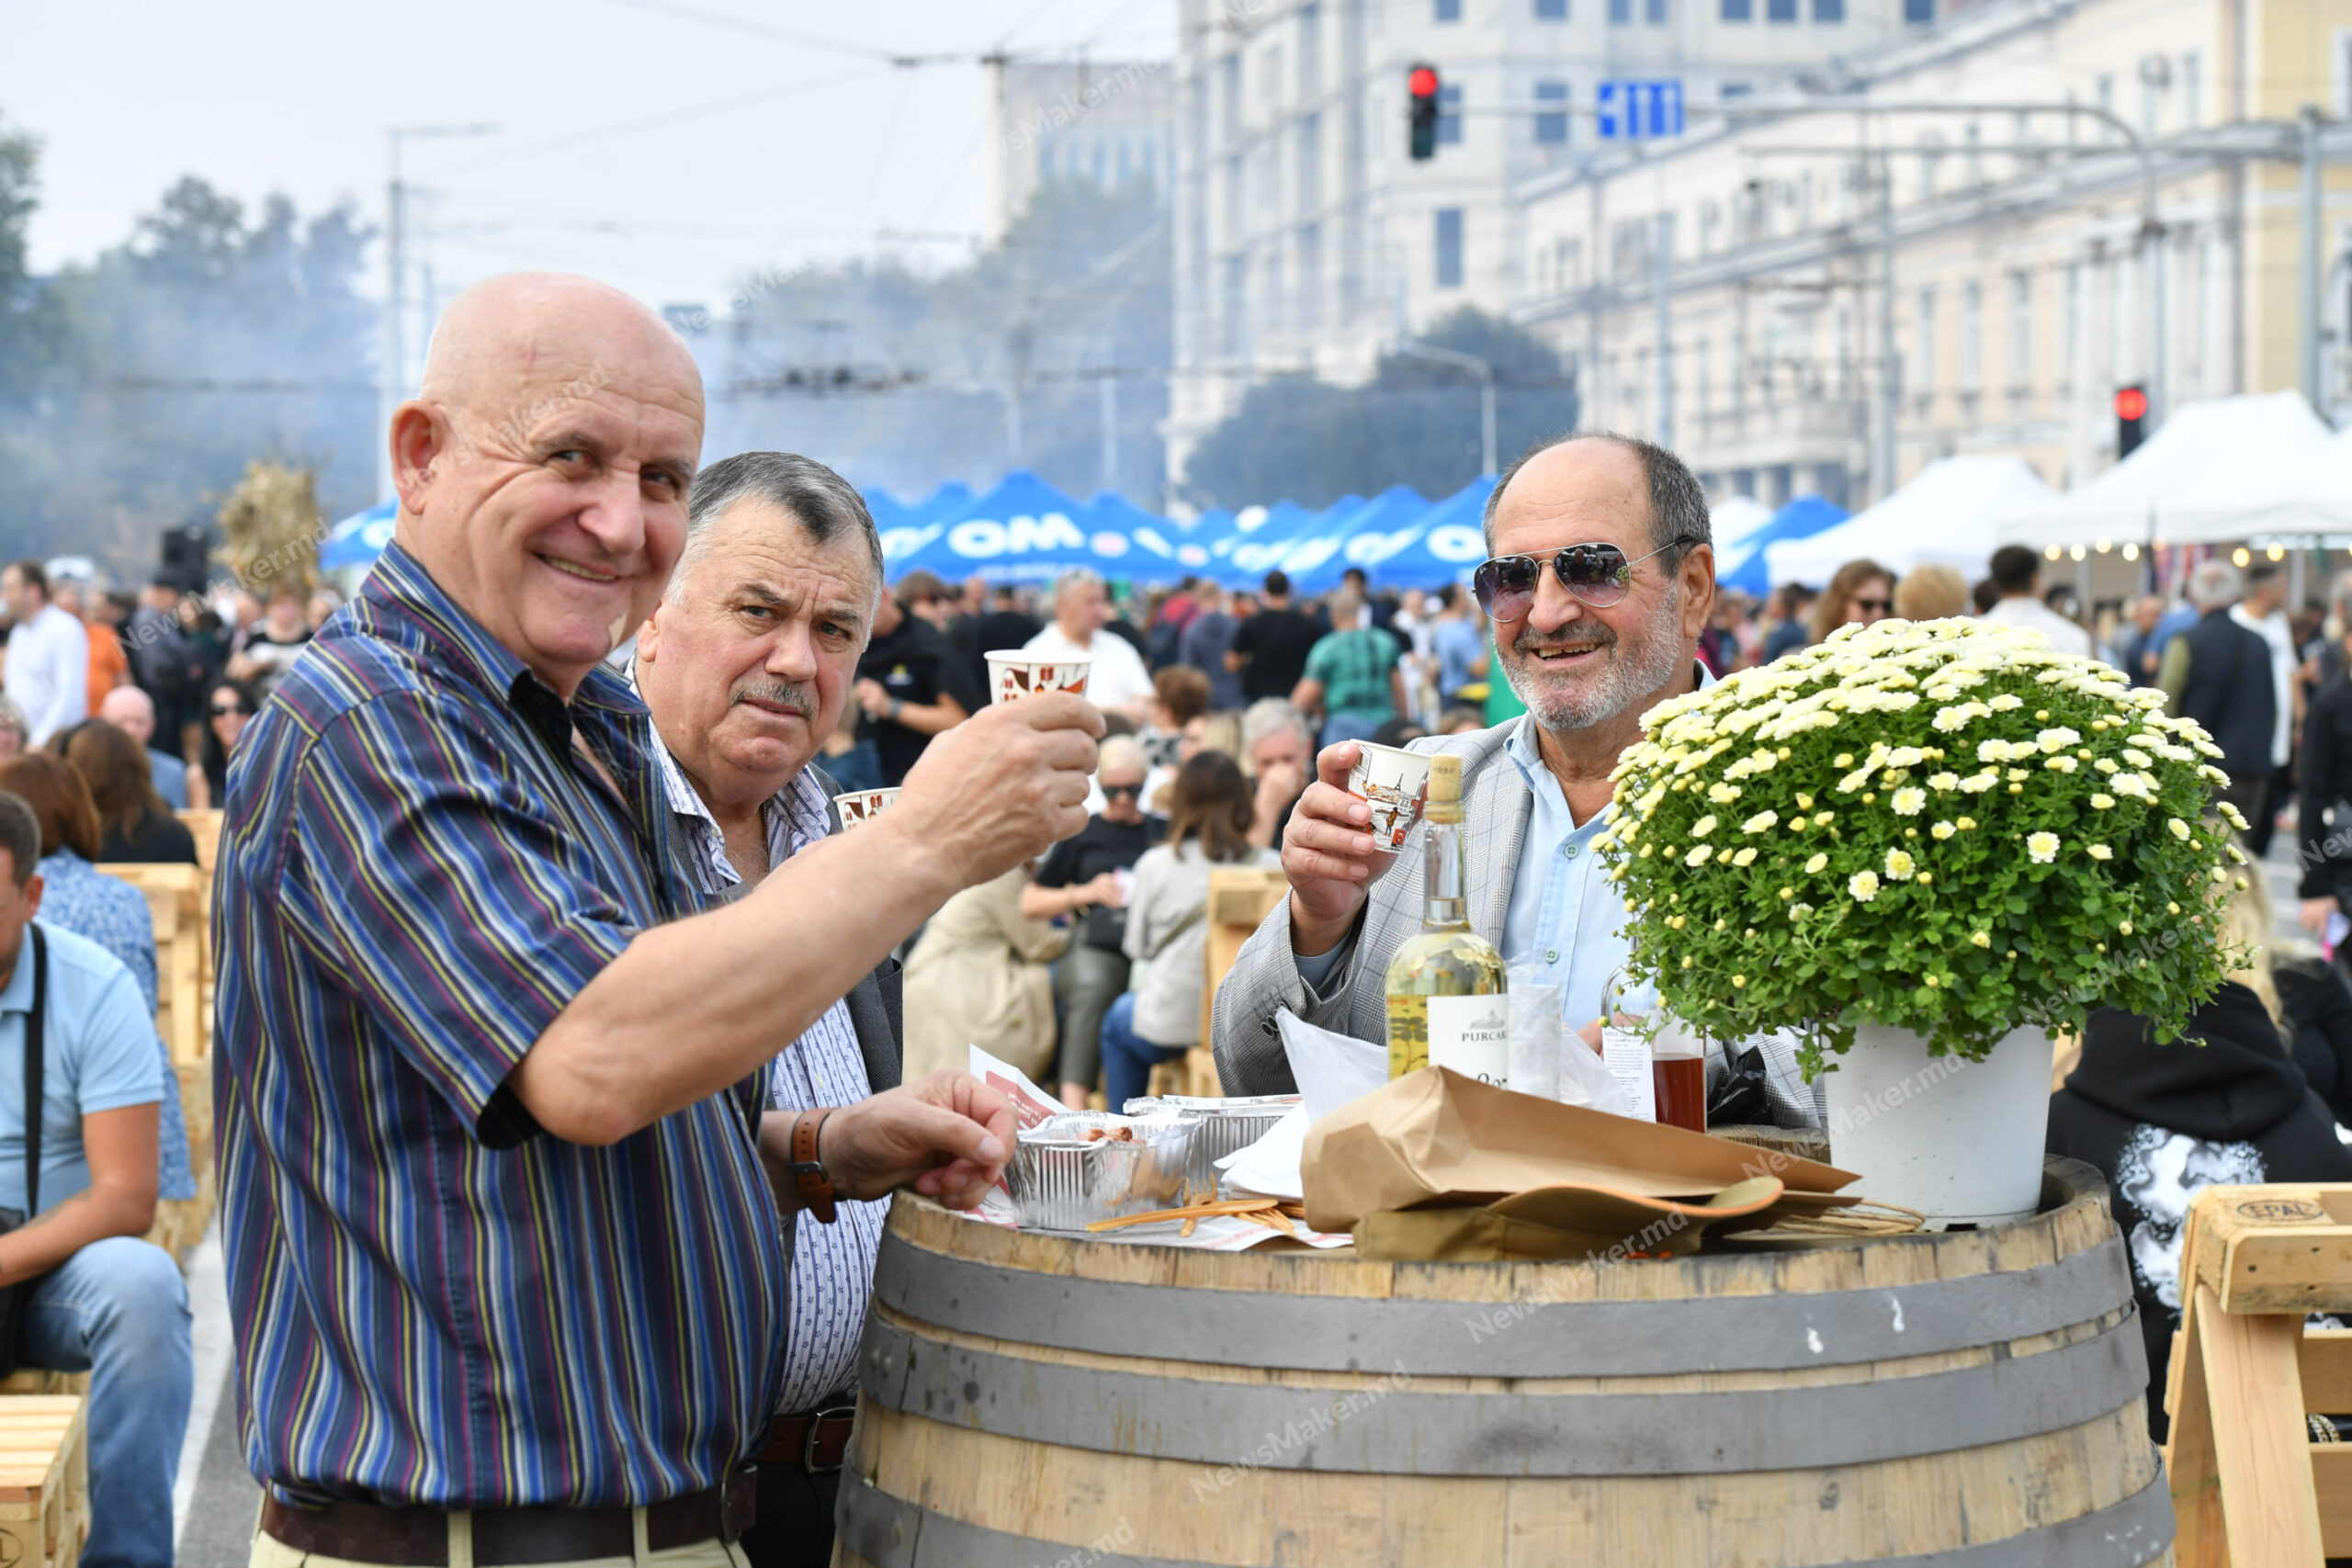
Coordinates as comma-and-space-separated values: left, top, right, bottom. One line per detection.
211, 459, 321, 593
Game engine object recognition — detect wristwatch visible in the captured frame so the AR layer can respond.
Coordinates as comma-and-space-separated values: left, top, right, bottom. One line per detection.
790, 1108, 840, 1224
888, 697, 904, 721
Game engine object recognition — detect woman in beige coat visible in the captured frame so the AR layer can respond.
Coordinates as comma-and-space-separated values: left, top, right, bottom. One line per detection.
903, 863, 1071, 1082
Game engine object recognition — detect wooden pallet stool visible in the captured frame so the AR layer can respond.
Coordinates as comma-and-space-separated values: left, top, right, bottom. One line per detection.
0, 1395, 87, 1568
94, 863, 207, 1067
1191, 865, 1289, 1098
2165, 1181, 2352, 1564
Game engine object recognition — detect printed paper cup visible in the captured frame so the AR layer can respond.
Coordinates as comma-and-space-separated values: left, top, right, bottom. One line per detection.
835, 787, 901, 829
1345, 741, 1432, 850
986, 651, 1092, 705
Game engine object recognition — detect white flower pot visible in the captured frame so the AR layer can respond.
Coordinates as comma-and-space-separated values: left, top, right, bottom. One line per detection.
1822, 1023, 2054, 1229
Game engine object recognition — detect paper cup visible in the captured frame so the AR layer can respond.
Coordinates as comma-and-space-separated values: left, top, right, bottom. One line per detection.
834, 786, 900, 829
986, 651, 1092, 705
1346, 741, 1433, 850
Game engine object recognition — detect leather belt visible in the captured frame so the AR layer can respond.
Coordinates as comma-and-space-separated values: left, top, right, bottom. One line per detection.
757, 1404, 856, 1473
258, 1471, 755, 1566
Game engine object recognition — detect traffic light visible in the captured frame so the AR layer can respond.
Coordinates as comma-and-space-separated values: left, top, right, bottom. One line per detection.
2114, 384, 2148, 458
1409, 64, 1441, 161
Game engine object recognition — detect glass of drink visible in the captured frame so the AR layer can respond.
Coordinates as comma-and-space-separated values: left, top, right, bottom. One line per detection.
1600, 967, 1708, 1133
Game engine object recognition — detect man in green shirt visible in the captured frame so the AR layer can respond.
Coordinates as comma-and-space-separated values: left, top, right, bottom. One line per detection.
1293, 586, 1405, 747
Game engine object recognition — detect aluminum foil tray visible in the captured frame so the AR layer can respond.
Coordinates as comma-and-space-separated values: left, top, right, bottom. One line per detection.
1005, 1111, 1201, 1231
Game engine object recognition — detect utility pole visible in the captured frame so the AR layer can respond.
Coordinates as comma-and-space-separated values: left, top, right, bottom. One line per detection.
1875, 150, 1899, 503
1398, 339, 1498, 475
2303, 105, 2325, 412
1098, 371, 1119, 493
1654, 210, 1674, 450
380, 124, 495, 502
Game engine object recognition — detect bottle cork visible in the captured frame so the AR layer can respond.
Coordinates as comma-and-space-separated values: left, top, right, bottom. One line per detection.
1426, 753, 1463, 822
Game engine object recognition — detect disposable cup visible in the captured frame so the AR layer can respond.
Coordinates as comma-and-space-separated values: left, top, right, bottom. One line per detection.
835, 787, 901, 830
1345, 741, 1433, 850
986, 651, 1092, 705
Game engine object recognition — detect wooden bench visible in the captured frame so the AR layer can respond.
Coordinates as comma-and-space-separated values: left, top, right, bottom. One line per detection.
93, 863, 207, 1069
175, 810, 221, 1033
0, 1395, 88, 1568
2166, 1182, 2352, 1563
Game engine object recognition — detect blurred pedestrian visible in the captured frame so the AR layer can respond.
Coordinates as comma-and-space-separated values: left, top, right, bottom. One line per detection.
2, 560, 88, 745
1893, 563, 1971, 622
96, 687, 187, 809
196, 677, 257, 810
224, 584, 314, 699
902, 865, 1070, 1084
1178, 582, 1245, 710
2231, 562, 2297, 856
1294, 584, 1404, 747
892, 569, 958, 636
1760, 583, 1817, 661
125, 580, 190, 761
1023, 736, 1163, 1108
2165, 559, 2275, 832
1805, 560, 1895, 646
1979, 546, 2091, 657
1141, 666, 1210, 772
1099, 752, 1280, 1109
1023, 569, 1155, 716
2113, 594, 2166, 685
854, 581, 982, 787
1430, 585, 1489, 707
0, 697, 26, 762
61, 721, 196, 864
1227, 570, 1323, 704
1239, 697, 1312, 850
957, 581, 1043, 694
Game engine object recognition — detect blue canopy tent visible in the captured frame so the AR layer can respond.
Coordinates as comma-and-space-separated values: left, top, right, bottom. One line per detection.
877, 480, 975, 571
1167, 508, 1236, 574
1078, 491, 1188, 578
1286, 485, 1441, 595
892, 470, 1098, 582
862, 488, 910, 531
1311, 476, 1495, 592
320, 500, 398, 571
1717, 495, 1851, 597
1213, 500, 1324, 586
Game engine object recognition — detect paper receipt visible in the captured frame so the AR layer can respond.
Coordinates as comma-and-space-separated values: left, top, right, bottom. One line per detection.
1599, 1026, 1657, 1122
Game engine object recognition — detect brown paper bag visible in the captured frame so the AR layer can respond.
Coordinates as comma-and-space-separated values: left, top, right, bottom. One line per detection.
1301, 1066, 1856, 1234
1352, 1174, 1790, 1261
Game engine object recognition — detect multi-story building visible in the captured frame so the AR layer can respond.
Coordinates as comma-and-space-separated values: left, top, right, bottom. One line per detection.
989, 59, 1177, 241
1166, 0, 1950, 485
1512, 0, 2352, 508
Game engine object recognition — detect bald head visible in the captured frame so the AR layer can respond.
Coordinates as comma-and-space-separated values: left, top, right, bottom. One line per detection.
390, 271, 705, 698
98, 685, 155, 745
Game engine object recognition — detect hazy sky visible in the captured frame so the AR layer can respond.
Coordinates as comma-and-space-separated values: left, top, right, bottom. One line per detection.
0, 0, 1171, 312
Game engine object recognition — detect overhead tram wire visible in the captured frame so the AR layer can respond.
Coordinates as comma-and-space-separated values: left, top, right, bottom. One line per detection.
589, 0, 972, 67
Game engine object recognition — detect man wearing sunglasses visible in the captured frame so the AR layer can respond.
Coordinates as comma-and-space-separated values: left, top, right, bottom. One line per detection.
1212, 434, 1725, 1094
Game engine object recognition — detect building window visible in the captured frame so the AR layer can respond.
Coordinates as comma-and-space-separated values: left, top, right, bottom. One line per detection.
1960, 281, 1984, 391
1535, 81, 1570, 143
1435, 0, 1462, 18
1767, 0, 1796, 22
1814, 0, 1843, 18
2007, 271, 2033, 402
1298, 112, 1322, 212
1436, 209, 1464, 288
1438, 85, 1464, 143
1722, 0, 1752, 18
1915, 288, 1939, 401
1537, 0, 1568, 15
2181, 50, 2201, 127
1221, 255, 1248, 359
1299, 223, 1323, 333
1903, 0, 1933, 21
1646, 0, 1668, 20
1220, 55, 1241, 146
1298, 4, 1321, 97
1609, 0, 1631, 23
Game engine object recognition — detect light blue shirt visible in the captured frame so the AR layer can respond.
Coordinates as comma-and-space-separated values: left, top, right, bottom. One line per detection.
0, 920, 164, 1215
1498, 664, 1716, 1030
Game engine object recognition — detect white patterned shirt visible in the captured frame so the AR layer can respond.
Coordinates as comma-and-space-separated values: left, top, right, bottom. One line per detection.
644, 729, 884, 1412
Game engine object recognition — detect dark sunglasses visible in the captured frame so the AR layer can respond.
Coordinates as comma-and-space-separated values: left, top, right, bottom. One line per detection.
1102, 782, 1143, 799
1853, 596, 1894, 615
211, 702, 249, 717
1473, 536, 1702, 620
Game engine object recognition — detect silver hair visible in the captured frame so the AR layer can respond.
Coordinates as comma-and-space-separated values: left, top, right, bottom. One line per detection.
1481, 431, 1712, 562
1097, 735, 1148, 777
2186, 559, 2245, 613
1055, 567, 1105, 602
1240, 697, 1309, 751
670, 451, 883, 604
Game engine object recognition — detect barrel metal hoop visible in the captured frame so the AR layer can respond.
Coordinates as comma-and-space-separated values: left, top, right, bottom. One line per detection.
833, 1466, 2173, 1568
870, 1227, 2133, 1376
854, 1308, 2149, 1476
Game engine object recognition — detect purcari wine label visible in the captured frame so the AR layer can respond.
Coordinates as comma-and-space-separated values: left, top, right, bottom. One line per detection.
1427, 994, 1510, 1089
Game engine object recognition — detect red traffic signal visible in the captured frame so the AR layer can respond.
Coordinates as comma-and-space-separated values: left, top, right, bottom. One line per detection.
1409, 63, 1441, 160
2113, 386, 2148, 422
2115, 383, 2148, 457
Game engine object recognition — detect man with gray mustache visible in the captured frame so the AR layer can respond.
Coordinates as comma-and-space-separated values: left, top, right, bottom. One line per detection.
629, 448, 908, 1568
1211, 434, 1721, 1094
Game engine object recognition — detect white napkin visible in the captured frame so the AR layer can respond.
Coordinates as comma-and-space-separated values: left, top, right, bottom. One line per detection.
1216, 1105, 1309, 1201
1274, 1009, 1389, 1122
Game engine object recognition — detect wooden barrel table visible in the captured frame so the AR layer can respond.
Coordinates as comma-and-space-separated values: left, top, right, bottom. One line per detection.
834, 1157, 2171, 1567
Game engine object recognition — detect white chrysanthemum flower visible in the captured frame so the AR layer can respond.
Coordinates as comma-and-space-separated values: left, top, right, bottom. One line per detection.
1959, 772, 1999, 794
1731, 846, 1758, 866
2113, 774, 2152, 799
1691, 814, 1718, 838
2218, 800, 2250, 831
1884, 849, 1917, 880
2121, 748, 2154, 769
1976, 739, 2012, 763
1804, 852, 1829, 874
2091, 793, 2115, 809
1686, 845, 1713, 866
1928, 771, 1960, 790
2167, 818, 2191, 840
1891, 787, 1927, 816
2036, 727, 2080, 751
2094, 757, 2120, 774
1742, 810, 1778, 834
1970, 931, 1993, 948
2028, 831, 2060, 863
1930, 820, 1956, 840
1886, 746, 1927, 768
1957, 816, 1977, 830
1987, 693, 2025, 711
2044, 756, 2077, 773
1849, 870, 1881, 902
2087, 843, 2113, 861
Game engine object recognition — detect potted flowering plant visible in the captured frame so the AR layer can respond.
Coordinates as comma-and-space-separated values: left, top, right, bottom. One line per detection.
1594, 617, 2248, 1224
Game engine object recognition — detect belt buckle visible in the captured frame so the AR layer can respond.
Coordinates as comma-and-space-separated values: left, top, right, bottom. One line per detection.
803, 1404, 857, 1473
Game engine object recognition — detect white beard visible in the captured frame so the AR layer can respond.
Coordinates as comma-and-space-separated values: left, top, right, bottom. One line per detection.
1502, 582, 1687, 733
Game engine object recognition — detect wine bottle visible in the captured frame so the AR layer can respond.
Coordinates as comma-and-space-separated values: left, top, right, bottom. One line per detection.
1384, 753, 1509, 1083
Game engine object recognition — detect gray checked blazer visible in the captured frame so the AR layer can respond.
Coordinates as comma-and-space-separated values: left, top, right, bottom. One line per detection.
1210, 720, 1533, 1095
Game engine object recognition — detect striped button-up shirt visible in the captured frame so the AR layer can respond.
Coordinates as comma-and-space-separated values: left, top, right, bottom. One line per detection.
214, 543, 786, 1509
640, 728, 882, 1411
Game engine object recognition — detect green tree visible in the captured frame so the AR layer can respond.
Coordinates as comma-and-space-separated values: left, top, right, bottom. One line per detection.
1181, 307, 1580, 510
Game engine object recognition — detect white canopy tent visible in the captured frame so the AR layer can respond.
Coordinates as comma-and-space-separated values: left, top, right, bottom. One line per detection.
1765, 456, 2054, 588
1710, 494, 1774, 549
1996, 391, 2335, 549
2161, 406, 2352, 542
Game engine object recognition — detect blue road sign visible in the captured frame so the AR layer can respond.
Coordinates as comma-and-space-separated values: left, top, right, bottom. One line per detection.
1595, 79, 1686, 141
